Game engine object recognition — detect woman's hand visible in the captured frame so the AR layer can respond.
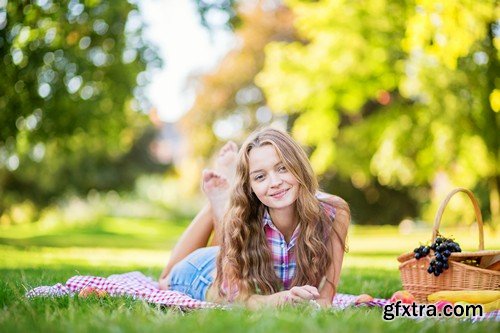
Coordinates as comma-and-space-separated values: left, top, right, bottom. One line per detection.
246, 285, 323, 309
260, 285, 320, 308
282, 285, 320, 304
158, 277, 170, 290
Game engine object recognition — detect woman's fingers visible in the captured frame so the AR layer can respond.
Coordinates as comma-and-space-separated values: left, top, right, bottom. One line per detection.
290, 286, 319, 300
278, 292, 301, 307
283, 292, 302, 304
158, 278, 169, 290
301, 285, 320, 298
278, 285, 321, 308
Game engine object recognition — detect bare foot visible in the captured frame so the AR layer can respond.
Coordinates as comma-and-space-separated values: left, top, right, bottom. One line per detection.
159, 277, 169, 290
202, 169, 230, 223
214, 141, 238, 186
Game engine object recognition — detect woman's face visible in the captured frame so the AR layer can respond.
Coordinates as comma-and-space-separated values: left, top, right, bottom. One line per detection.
248, 145, 300, 210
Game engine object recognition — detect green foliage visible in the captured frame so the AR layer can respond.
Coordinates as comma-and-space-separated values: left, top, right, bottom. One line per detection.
177, 4, 296, 195
257, 0, 499, 223
193, 0, 240, 30
177, 2, 421, 224
177, 1, 499, 224
0, 0, 163, 216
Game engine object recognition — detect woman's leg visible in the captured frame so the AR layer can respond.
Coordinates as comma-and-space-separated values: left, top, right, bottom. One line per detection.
159, 141, 238, 288
205, 140, 238, 245
167, 246, 219, 301
159, 203, 215, 285
201, 169, 231, 246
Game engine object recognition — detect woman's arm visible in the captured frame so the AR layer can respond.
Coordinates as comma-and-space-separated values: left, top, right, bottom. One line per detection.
316, 195, 351, 308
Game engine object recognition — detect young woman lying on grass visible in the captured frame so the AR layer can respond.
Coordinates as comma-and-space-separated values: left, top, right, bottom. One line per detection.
159, 127, 350, 309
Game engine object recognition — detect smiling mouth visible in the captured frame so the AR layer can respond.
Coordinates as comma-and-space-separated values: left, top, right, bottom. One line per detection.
270, 188, 289, 197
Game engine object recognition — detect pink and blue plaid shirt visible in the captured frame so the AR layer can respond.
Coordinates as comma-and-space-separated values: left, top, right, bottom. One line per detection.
263, 201, 336, 290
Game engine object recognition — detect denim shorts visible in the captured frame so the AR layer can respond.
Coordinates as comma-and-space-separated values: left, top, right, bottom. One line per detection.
167, 246, 219, 301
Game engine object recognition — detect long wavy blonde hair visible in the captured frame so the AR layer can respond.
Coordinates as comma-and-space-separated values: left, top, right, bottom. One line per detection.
215, 127, 348, 300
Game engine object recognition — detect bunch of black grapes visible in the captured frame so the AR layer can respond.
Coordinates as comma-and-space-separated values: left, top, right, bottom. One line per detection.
413, 236, 461, 277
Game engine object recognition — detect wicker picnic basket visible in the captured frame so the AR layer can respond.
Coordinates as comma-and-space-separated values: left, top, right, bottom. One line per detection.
397, 188, 500, 303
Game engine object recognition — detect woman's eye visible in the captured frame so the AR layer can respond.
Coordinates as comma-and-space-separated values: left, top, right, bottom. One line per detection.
254, 175, 264, 181
278, 166, 286, 172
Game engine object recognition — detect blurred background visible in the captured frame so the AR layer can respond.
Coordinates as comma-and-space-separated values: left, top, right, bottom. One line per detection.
0, 0, 498, 251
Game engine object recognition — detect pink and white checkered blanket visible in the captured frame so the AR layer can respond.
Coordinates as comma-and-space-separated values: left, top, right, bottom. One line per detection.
26, 271, 499, 322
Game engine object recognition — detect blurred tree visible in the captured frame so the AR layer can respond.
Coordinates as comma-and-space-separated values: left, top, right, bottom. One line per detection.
193, 0, 240, 30
0, 0, 163, 220
180, 0, 419, 225
257, 0, 499, 224
177, 1, 296, 193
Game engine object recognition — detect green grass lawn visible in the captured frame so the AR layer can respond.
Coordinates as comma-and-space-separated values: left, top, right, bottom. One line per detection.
0, 217, 498, 332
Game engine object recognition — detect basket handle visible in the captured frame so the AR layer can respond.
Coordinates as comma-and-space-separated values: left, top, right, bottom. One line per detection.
432, 188, 484, 250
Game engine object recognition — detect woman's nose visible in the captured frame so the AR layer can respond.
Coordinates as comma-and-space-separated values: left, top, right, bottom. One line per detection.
269, 172, 283, 187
